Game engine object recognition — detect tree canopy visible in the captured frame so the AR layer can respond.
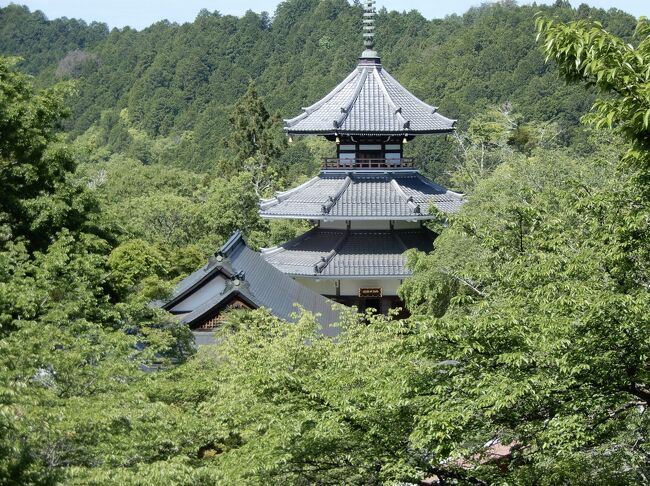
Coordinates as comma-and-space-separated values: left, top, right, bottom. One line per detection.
2, 2, 650, 485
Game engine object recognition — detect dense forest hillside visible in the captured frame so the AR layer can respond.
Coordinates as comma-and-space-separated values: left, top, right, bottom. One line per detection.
2, 1, 650, 483
0, 1, 637, 173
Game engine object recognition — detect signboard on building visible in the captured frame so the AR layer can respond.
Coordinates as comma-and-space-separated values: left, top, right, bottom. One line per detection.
359, 288, 382, 298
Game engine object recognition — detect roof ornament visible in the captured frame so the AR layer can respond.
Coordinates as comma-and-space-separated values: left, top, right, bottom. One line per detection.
361, 1, 379, 59
221, 271, 247, 295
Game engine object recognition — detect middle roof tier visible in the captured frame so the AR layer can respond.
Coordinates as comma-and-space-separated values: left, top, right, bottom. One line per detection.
259, 170, 463, 221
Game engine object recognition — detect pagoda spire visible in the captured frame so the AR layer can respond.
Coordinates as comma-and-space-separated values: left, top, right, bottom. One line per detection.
361, 0, 379, 59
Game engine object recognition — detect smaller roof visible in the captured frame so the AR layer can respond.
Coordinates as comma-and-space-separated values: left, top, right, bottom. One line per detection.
284, 57, 455, 136
260, 170, 463, 220
160, 231, 340, 334
261, 228, 436, 278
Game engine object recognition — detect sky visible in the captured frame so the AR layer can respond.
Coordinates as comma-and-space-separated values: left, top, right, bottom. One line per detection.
1, 0, 646, 30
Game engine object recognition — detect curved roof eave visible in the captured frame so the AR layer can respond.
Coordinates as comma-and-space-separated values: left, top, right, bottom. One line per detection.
283, 59, 456, 136
284, 127, 457, 136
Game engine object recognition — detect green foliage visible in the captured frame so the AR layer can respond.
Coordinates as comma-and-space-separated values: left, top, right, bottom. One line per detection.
0, 57, 193, 483
228, 82, 286, 164
107, 239, 169, 299
0, 5, 108, 76
0, 2, 637, 182
2, 3, 650, 485
0, 57, 103, 251
536, 16, 650, 170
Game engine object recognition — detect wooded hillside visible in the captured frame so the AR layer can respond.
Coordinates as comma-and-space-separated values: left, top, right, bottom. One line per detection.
0, 1, 636, 172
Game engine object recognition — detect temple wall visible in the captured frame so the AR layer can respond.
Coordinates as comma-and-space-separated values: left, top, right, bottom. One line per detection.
319, 220, 421, 231
393, 220, 422, 230
294, 278, 337, 296
339, 278, 402, 296
294, 276, 403, 297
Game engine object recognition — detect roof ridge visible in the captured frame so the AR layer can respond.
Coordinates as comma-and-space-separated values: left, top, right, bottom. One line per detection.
333, 68, 369, 129
178, 288, 258, 326
380, 68, 437, 114
390, 178, 421, 214
220, 230, 246, 257
260, 176, 321, 210
416, 173, 464, 198
284, 69, 360, 127
314, 230, 348, 274
321, 175, 352, 214
380, 69, 457, 128
373, 68, 409, 129
260, 226, 322, 255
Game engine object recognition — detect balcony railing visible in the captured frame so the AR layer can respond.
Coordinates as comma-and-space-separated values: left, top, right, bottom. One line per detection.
322, 157, 416, 170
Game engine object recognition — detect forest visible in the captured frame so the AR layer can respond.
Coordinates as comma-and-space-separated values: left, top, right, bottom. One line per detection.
1, 0, 649, 484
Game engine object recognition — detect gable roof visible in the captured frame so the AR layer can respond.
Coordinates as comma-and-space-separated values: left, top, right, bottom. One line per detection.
160, 231, 340, 335
261, 227, 436, 278
260, 170, 463, 220
285, 58, 455, 136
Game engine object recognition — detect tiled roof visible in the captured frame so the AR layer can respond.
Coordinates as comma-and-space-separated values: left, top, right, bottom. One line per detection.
161, 231, 340, 334
285, 58, 455, 135
260, 170, 463, 220
261, 228, 436, 278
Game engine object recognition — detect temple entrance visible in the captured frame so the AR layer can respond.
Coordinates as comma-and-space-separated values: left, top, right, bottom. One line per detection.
360, 297, 381, 313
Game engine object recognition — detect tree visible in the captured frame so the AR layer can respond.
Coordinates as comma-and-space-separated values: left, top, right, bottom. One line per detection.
0, 57, 102, 251
535, 16, 650, 169
107, 239, 170, 300
394, 18, 650, 483
227, 82, 288, 197
0, 57, 193, 483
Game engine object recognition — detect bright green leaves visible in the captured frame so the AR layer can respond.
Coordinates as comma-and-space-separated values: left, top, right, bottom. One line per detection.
402, 129, 650, 482
536, 16, 650, 169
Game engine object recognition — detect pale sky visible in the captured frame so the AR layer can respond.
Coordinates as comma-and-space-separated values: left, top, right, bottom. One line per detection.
2, 1, 646, 30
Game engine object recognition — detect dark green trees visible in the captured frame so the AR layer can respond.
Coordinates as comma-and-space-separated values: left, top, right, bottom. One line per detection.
0, 58, 192, 483
226, 82, 287, 196
0, 2, 638, 181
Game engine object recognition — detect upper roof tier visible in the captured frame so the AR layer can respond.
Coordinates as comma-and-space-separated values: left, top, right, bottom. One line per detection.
284, 58, 456, 136
285, 1, 455, 137
259, 170, 463, 220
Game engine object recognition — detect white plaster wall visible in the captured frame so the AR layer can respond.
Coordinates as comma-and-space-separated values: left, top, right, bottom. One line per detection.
348, 220, 390, 230
295, 276, 403, 297
170, 275, 227, 313
319, 220, 423, 231
393, 220, 422, 230
320, 220, 348, 230
294, 277, 338, 296
339, 278, 402, 296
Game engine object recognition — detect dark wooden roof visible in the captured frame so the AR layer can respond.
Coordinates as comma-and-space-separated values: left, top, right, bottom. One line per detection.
159, 231, 340, 335
260, 170, 463, 220
261, 227, 436, 278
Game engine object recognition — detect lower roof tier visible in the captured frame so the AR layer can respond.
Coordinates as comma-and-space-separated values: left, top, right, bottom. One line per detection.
261, 227, 436, 278
259, 170, 463, 220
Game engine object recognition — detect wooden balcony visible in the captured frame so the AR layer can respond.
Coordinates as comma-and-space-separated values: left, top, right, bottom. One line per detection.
322, 157, 416, 170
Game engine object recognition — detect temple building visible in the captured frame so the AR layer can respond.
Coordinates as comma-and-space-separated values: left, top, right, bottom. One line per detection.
158, 231, 340, 342
160, 1, 463, 335
258, 0, 462, 314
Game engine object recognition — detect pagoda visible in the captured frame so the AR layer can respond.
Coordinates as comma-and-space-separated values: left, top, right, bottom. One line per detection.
259, 0, 463, 314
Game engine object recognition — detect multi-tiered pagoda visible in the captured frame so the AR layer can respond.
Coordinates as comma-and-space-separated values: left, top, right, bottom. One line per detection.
160, 1, 463, 337
259, 1, 463, 314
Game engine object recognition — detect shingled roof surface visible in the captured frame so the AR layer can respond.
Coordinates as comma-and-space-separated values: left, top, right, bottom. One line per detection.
260, 170, 463, 220
285, 58, 455, 135
261, 227, 436, 278
161, 231, 340, 333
